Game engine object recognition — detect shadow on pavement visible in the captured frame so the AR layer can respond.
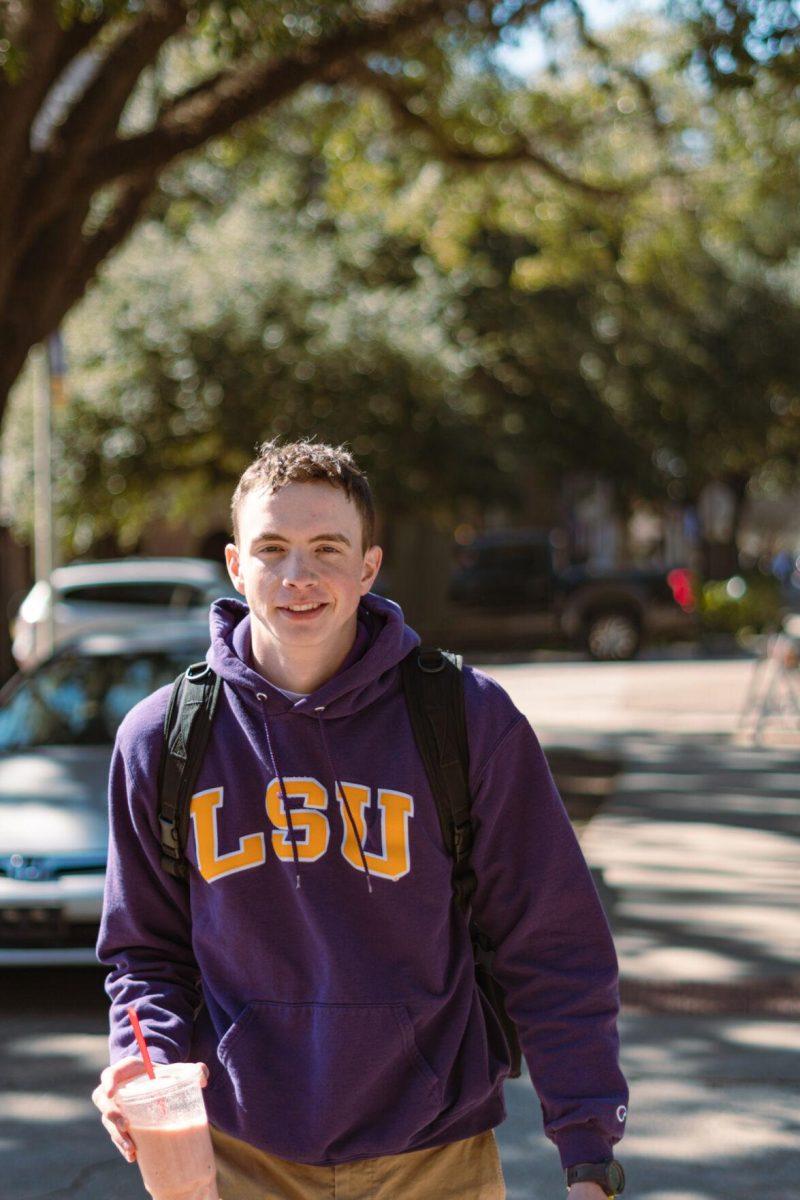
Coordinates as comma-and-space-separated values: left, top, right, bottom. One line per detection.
549, 729, 800, 1200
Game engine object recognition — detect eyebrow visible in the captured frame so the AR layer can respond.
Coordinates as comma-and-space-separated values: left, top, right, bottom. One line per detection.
252, 531, 352, 547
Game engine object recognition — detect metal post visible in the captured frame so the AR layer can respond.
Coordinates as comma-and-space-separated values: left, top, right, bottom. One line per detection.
31, 344, 54, 662
30, 331, 67, 662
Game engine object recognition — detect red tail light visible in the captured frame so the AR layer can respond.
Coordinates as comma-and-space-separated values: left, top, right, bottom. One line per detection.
667, 568, 695, 612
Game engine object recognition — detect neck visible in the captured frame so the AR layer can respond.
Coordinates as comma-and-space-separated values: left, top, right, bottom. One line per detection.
250, 616, 358, 694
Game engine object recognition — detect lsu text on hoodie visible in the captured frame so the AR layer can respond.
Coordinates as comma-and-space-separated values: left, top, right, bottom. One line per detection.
97, 593, 628, 1168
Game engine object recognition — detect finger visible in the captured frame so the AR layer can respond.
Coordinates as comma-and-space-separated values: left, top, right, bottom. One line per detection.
102, 1057, 147, 1099
101, 1113, 137, 1162
199, 1063, 210, 1087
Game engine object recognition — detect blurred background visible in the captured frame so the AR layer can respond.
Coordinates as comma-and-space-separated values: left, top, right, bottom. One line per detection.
0, 2, 799, 1198
2, 0, 800, 673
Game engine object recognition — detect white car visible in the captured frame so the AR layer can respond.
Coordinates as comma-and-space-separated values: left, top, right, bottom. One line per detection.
11, 557, 235, 669
0, 629, 210, 965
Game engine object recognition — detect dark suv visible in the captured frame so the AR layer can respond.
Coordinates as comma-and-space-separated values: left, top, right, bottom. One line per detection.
448, 530, 696, 660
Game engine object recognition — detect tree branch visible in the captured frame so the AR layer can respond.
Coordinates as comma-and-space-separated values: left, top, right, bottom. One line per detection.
0, 161, 154, 381
0, 4, 109, 302
0, 5, 104, 223
81, 0, 451, 191
344, 60, 629, 198
59, 173, 159, 315
54, 1, 189, 156
13, 2, 189, 275
0, 4, 108, 165
566, 0, 671, 147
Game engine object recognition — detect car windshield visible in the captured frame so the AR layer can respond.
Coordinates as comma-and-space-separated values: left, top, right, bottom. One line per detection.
0, 647, 208, 752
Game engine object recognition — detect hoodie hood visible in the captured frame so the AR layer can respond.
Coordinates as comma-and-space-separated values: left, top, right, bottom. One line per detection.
206, 592, 419, 718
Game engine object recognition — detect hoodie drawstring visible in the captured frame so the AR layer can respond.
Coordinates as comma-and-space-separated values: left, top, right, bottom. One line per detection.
255, 694, 373, 895
256, 693, 303, 890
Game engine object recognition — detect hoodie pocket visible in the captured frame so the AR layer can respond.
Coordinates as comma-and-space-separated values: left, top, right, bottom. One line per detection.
214, 999, 442, 1163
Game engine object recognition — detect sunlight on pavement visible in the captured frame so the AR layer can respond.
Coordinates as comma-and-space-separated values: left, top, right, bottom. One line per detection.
2, 1092, 88, 1120
627, 946, 749, 982
611, 1015, 800, 1199
584, 818, 800, 980
489, 659, 756, 735
624, 1080, 798, 1159
643, 1193, 723, 1199
10, 1032, 107, 1058
723, 1021, 800, 1051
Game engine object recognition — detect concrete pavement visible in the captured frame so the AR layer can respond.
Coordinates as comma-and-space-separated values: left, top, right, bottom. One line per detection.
1, 654, 798, 1199
488, 655, 800, 1200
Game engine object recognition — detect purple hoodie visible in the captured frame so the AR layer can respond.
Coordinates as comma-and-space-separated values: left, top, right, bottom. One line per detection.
97, 593, 627, 1168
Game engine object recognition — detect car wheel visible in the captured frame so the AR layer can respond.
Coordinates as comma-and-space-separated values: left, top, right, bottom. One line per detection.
585, 611, 641, 661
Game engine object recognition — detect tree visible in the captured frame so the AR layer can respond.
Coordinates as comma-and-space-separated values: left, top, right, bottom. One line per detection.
3, 3, 798, 566
0, 0, 590, 422
1, 0, 794, 423
672, 0, 799, 88
1, 0, 685, 554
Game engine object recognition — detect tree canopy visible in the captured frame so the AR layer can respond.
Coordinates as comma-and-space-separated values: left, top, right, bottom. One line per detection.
0, 0, 796, 424
3, 4, 798, 559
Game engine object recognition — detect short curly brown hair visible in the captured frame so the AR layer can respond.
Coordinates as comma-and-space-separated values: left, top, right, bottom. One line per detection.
230, 439, 376, 551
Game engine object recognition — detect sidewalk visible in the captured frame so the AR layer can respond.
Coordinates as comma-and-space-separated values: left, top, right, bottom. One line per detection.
489, 656, 800, 1200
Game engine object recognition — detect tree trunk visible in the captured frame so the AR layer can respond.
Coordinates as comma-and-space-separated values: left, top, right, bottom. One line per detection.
0, 527, 32, 686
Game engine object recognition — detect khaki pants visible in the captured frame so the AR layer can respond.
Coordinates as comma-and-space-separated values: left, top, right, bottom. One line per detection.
210, 1125, 506, 1200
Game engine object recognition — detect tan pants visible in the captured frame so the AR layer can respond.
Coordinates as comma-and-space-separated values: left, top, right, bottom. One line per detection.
210, 1125, 506, 1200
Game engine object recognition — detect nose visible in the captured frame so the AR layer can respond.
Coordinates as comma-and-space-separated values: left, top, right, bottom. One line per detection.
281, 551, 318, 588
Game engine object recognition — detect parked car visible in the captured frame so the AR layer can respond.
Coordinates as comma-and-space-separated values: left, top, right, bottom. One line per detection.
448, 530, 697, 660
11, 557, 235, 669
0, 630, 209, 965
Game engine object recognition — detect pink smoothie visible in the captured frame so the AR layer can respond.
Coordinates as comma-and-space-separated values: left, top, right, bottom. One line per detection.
129, 1119, 219, 1200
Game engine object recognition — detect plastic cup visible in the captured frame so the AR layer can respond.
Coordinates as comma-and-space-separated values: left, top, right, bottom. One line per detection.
116, 1063, 220, 1200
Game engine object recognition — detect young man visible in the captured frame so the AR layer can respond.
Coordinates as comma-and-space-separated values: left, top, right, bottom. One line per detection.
93, 440, 628, 1199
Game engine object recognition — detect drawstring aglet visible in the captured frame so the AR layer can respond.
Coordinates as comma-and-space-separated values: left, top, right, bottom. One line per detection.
295, 872, 301, 890
366, 876, 373, 894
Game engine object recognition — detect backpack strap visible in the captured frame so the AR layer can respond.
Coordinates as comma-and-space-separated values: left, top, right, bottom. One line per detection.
157, 661, 222, 880
400, 646, 522, 1078
399, 647, 475, 914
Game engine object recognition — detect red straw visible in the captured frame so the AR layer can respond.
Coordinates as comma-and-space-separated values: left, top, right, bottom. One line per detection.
127, 1006, 156, 1080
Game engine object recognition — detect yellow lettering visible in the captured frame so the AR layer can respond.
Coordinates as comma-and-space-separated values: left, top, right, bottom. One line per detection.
266, 776, 330, 862
190, 788, 266, 883
338, 784, 413, 881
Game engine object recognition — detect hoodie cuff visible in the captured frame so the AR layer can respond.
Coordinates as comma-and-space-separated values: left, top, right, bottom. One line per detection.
553, 1128, 616, 1170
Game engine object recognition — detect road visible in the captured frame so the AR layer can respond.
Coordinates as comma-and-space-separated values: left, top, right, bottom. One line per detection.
1, 652, 798, 1199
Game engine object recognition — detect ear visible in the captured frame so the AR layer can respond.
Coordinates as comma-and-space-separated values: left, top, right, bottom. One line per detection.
360, 545, 383, 595
224, 542, 247, 596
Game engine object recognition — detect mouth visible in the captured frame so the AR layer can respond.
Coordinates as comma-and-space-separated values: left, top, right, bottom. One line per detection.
277, 602, 328, 622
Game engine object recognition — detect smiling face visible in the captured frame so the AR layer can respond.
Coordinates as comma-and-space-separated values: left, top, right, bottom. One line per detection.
224, 481, 382, 690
